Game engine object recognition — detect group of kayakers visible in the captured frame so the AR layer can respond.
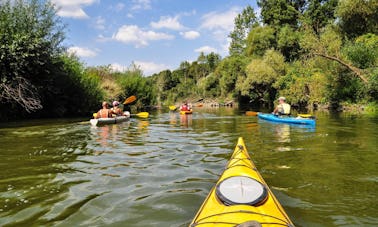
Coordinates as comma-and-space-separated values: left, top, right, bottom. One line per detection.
95, 96, 290, 119
95, 101, 126, 119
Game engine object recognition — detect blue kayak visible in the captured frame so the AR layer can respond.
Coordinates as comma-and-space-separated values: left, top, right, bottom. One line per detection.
257, 113, 316, 126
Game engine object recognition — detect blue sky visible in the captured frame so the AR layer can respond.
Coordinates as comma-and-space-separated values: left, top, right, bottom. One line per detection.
53, 0, 258, 75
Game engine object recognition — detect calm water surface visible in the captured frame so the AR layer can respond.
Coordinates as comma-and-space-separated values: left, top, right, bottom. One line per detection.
0, 108, 377, 226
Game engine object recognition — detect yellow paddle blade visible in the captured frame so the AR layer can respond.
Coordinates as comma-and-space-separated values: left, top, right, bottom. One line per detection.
245, 111, 258, 116
298, 114, 313, 118
123, 95, 137, 105
93, 113, 97, 118
169, 105, 177, 111
135, 112, 149, 118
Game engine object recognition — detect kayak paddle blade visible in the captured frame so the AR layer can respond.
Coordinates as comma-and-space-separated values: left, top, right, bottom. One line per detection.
123, 95, 137, 105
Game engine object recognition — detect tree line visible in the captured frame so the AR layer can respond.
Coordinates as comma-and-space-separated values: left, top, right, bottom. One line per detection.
151, 0, 378, 110
1, 0, 377, 121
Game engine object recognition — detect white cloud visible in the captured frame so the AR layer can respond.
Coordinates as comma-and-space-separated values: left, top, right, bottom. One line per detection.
201, 7, 241, 32
95, 16, 106, 30
68, 46, 98, 57
112, 25, 174, 47
110, 61, 169, 75
180, 31, 200, 40
194, 46, 218, 54
151, 16, 184, 30
131, 0, 151, 10
52, 0, 97, 19
134, 61, 170, 75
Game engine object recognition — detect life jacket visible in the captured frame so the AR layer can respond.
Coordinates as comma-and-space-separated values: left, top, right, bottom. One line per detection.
278, 103, 291, 115
181, 105, 189, 111
98, 109, 112, 118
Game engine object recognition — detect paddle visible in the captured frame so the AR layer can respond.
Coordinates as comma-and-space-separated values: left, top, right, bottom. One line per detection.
123, 95, 137, 105
297, 114, 315, 119
245, 111, 258, 116
131, 112, 149, 118
169, 105, 177, 111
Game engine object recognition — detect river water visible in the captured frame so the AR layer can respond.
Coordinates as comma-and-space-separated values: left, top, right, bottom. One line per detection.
0, 108, 377, 227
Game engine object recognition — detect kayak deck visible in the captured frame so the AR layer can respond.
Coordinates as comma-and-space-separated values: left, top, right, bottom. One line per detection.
190, 137, 293, 226
180, 110, 193, 115
90, 113, 130, 126
258, 113, 315, 126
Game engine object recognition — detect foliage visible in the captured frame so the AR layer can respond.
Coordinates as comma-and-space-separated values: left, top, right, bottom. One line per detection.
229, 5, 258, 56
303, 0, 338, 34
238, 50, 285, 102
257, 0, 305, 28
246, 26, 276, 57
0, 0, 64, 113
336, 0, 378, 39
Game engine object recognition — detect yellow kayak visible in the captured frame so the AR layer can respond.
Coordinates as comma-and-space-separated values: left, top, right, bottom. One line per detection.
180, 110, 193, 115
190, 137, 294, 227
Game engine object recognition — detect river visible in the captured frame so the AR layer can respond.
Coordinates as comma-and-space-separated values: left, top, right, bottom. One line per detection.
0, 108, 377, 226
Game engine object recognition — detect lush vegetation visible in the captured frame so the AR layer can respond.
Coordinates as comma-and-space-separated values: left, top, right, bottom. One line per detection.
151, 0, 378, 109
1, 0, 377, 121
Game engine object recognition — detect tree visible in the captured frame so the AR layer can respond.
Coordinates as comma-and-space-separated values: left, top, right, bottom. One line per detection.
303, 0, 338, 34
238, 50, 286, 103
257, 0, 305, 28
215, 55, 249, 98
246, 25, 276, 57
0, 0, 65, 112
336, 0, 378, 39
229, 5, 258, 56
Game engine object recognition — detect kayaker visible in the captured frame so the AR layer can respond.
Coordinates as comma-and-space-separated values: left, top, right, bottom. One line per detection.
180, 101, 191, 111
111, 101, 124, 116
273, 96, 291, 115
95, 101, 114, 118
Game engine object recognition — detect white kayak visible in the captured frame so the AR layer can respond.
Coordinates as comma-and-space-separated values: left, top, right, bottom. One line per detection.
90, 111, 130, 126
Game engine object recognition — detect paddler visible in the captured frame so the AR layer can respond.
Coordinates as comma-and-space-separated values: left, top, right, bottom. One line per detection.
111, 101, 125, 116
95, 101, 114, 119
180, 100, 191, 111
273, 96, 291, 115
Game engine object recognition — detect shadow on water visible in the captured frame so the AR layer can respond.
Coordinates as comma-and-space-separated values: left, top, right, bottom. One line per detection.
0, 109, 377, 226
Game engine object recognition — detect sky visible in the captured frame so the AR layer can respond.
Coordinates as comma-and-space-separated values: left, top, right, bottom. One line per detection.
53, 0, 259, 76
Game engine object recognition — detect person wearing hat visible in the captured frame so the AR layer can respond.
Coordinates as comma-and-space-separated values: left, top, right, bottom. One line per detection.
95, 101, 115, 118
273, 96, 291, 115
111, 101, 123, 116
180, 100, 191, 111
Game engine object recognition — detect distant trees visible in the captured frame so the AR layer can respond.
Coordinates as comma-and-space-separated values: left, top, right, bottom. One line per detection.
152, 0, 378, 109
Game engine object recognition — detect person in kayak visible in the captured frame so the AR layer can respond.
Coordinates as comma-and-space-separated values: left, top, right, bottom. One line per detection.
273, 96, 291, 115
95, 101, 114, 118
111, 101, 124, 116
180, 101, 191, 111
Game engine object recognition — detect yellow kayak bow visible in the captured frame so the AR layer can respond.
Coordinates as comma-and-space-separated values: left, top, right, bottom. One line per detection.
190, 137, 294, 227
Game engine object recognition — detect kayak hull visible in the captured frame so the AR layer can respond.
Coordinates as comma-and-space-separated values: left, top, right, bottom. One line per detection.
90, 112, 130, 126
190, 137, 293, 226
258, 113, 315, 126
180, 110, 193, 115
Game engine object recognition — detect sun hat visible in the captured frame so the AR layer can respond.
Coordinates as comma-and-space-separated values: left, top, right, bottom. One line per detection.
278, 96, 286, 101
113, 101, 120, 106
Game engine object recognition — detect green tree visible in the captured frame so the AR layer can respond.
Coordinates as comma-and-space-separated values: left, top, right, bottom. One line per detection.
336, 0, 378, 39
257, 0, 305, 28
238, 50, 286, 103
0, 0, 65, 112
215, 56, 249, 98
303, 0, 338, 34
277, 25, 301, 61
229, 5, 258, 56
246, 25, 276, 57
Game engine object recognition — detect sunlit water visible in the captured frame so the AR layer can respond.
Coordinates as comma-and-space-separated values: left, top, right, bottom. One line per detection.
0, 109, 377, 226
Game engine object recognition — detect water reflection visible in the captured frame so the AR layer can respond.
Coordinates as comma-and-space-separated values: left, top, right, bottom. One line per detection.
180, 114, 192, 127
0, 111, 376, 226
